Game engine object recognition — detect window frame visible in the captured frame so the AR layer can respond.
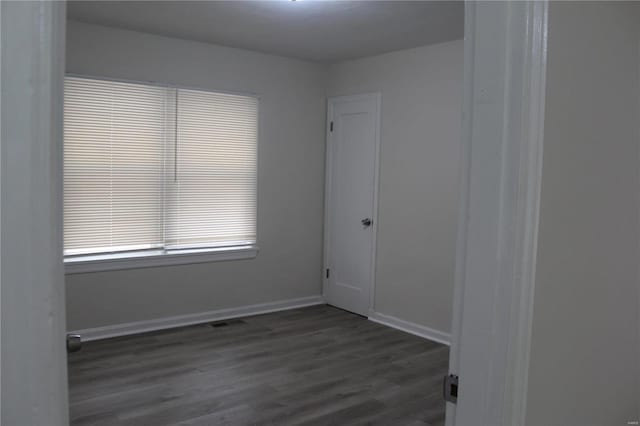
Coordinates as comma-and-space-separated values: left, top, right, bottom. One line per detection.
63, 74, 260, 274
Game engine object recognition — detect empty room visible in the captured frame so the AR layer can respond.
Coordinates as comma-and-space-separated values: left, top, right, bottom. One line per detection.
6, 1, 640, 425
59, 1, 463, 424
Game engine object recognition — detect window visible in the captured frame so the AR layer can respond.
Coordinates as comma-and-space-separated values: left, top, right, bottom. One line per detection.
64, 76, 258, 270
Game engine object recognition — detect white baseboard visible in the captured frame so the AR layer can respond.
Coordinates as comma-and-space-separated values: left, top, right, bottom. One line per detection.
368, 311, 451, 346
70, 295, 325, 342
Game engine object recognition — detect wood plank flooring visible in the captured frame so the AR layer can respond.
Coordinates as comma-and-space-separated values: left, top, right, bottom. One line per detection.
68, 304, 449, 426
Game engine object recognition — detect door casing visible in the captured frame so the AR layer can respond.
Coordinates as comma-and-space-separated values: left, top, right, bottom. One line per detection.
447, 2, 549, 425
0, 1, 68, 425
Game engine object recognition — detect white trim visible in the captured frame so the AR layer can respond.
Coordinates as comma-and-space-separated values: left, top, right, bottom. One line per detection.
368, 312, 450, 346
322, 100, 333, 301
370, 94, 382, 313
65, 245, 259, 274
447, 2, 548, 426
1, 2, 69, 424
445, 3, 475, 423
323, 92, 382, 315
69, 296, 324, 341
502, 3, 548, 424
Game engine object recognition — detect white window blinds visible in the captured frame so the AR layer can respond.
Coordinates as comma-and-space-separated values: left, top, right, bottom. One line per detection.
64, 77, 166, 255
165, 89, 258, 249
64, 76, 258, 256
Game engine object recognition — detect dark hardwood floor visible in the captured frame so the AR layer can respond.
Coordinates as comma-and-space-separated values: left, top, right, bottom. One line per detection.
68, 304, 449, 426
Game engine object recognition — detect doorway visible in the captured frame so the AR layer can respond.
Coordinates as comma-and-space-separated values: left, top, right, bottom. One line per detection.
3, 2, 555, 425
323, 93, 381, 317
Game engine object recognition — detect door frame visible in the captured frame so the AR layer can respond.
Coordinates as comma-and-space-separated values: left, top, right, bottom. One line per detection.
447, 1, 548, 425
322, 93, 382, 316
1, 1, 69, 424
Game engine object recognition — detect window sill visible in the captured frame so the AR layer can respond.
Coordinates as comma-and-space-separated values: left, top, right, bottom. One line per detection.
64, 245, 259, 275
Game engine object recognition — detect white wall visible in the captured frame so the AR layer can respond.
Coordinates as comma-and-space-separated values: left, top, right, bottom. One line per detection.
65, 21, 328, 329
328, 41, 463, 334
526, 2, 640, 424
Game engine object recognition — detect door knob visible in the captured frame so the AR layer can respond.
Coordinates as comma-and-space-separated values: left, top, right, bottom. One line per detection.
361, 218, 372, 227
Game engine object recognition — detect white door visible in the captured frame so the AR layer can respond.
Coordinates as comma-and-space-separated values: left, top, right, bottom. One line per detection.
324, 94, 380, 317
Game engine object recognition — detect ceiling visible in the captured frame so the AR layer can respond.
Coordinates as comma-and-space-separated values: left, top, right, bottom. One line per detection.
67, 1, 464, 63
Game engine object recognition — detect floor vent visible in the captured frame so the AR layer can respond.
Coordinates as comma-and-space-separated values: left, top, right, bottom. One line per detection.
210, 319, 246, 328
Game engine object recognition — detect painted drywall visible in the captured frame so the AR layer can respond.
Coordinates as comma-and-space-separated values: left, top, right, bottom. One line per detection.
526, 2, 640, 425
328, 41, 463, 334
65, 21, 328, 329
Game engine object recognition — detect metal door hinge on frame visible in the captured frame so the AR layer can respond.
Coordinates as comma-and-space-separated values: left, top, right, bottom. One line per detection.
443, 374, 459, 403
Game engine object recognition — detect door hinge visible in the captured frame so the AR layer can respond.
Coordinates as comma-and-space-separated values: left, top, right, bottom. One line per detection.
326, 268, 330, 279
330, 121, 334, 132
443, 374, 458, 404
